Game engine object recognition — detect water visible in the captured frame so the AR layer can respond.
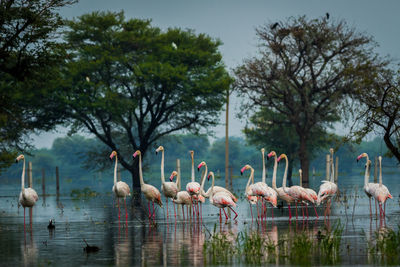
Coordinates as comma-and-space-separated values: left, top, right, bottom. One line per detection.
1, 173, 400, 266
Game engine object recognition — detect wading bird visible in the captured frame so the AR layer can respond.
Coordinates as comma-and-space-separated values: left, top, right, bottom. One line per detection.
156, 146, 178, 219
16, 155, 38, 231
133, 150, 162, 220
110, 151, 131, 221
186, 150, 201, 218
269, 151, 295, 220
357, 152, 378, 217
170, 171, 192, 220
202, 171, 238, 222
373, 156, 392, 219
278, 154, 314, 220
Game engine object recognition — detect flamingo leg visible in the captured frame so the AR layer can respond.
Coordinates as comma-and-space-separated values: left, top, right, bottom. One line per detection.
166, 198, 169, 219
375, 199, 378, 217
200, 203, 203, 224
369, 197, 372, 217
148, 202, 152, 219
306, 204, 309, 219
256, 199, 260, 220
384, 201, 386, 217
23, 207, 26, 233
295, 201, 298, 220
301, 203, 305, 219
271, 204, 274, 219
182, 204, 185, 220
222, 208, 229, 220
124, 198, 128, 221
250, 203, 253, 222
118, 198, 121, 220
219, 209, 222, 223
261, 200, 265, 221
152, 201, 155, 219
173, 202, 176, 218
313, 204, 319, 218
229, 206, 238, 220
288, 204, 292, 220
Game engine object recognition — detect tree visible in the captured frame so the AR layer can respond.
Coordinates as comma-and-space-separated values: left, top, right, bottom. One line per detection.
350, 68, 400, 162
59, 11, 232, 193
234, 15, 382, 186
243, 107, 331, 186
0, 0, 76, 172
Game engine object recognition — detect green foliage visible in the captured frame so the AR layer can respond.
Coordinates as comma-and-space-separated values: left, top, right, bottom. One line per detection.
235, 15, 383, 183
0, 0, 77, 173
367, 226, 400, 265
57, 11, 232, 186
70, 187, 98, 198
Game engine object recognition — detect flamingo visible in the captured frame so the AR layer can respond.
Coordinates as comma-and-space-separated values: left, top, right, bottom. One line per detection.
186, 150, 201, 218
268, 151, 295, 219
133, 150, 162, 220
198, 161, 237, 202
260, 148, 278, 217
241, 164, 258, 221
169, 171, 192, 220
110, 151, 131, 221
277, 153, 314, 220
202, 171, 238, 222
373, 156, 392, 219
16, 155, 38, 231
156, 146, 179, 219
298, 169, 319, 219
247, 149, 277, 220
316, 148, 338, 217
357, 152, 378, 217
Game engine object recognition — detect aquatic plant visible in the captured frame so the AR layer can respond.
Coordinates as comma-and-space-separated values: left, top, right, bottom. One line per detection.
203, 225, 236, 264
317, 222, 344, 265
70, 187, 98, 198
367, 226, 400, 265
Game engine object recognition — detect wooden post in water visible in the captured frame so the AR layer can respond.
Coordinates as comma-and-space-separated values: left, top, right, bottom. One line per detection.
56, 166, 60, 196
176, 159, 181, 190
28, 162, 33, 188
225, 87, 229, 193
374, 156, 378, 183
41, 168, 45, 196
326, 154, 330, 180
335, 156, 339, 183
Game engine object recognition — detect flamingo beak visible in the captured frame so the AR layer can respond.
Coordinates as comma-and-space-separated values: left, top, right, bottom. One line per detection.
207, 174, 211, 181
197, 162, 203, 171
240, 166, 246, 175
133, 152, 137, 158
356, 155, 362, 162
169, 175, 174, 182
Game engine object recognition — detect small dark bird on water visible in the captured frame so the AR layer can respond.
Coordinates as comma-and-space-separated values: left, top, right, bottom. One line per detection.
326, 12, 330, 19
271, 22, 279, 30
47, 219, 55, 230
83, 239, 100, 253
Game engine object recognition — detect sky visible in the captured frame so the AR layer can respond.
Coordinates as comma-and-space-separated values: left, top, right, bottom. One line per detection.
32, 0, 400, 148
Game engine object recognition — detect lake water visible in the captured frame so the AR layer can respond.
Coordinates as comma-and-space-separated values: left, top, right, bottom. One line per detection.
1, 172, 400, 266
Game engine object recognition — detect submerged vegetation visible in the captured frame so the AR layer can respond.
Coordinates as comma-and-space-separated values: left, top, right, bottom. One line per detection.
367, 226, 400, 265
204, 222, 344, 265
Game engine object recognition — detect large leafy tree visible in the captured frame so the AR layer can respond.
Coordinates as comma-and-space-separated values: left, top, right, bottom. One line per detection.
234, 15, 383, 186
350, 68, 400, 162
59, 11, 232, 193
0, 0, 76, 172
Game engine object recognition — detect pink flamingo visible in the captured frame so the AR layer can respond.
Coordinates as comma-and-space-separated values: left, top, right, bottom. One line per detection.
357, 152, 379, 217
16, 155, 38, 231
186, 150, 201, 219
277, 153, 314, 220
198, 161, 237, 202
316, 148, 338, 218
203, 171, 238, 222
133, 150, 162, 220
156, 146, 179, 219
110, 151, 131, 221
299, 169, 319, 219
373, 156, 392, 219
268, 151, 295, 220
241, 164, 258, 221
170, 171, 193, 220
260, 148, 278, 218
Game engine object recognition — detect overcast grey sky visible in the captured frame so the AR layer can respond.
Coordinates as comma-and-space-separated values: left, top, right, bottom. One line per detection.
33, 0, 400, 148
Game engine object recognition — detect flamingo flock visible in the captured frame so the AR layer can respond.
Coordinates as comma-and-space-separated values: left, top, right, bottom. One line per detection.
13, 147, 393, 228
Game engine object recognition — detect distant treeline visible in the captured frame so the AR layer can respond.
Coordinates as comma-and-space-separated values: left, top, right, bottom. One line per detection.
1, 134, 397, 191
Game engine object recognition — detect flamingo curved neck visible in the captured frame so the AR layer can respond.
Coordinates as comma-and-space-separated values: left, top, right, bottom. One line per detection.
21, 158, 25, 193
330, 151, 335, 183
191, 154, 195, 182
245, 167, 254, 193
364, 160, 369, 187
160, 150, 165, 184
262, 151, 266, 183
271, 155, 278, 190
200, 163, 208, 197
138, 153, 144, 187
209, 173, 215, 202
299, 171, 302, 187
282, 156, 289, 193
379, 157, 382, 187
113, 154, 118, 186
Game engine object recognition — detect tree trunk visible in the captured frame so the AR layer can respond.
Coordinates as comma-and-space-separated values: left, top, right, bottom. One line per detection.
298, 135, 310, 187
130, 159, 141, 206
384, 131, 400, 163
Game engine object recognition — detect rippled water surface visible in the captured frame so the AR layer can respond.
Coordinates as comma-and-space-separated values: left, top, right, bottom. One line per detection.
1, 173, 400, 266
